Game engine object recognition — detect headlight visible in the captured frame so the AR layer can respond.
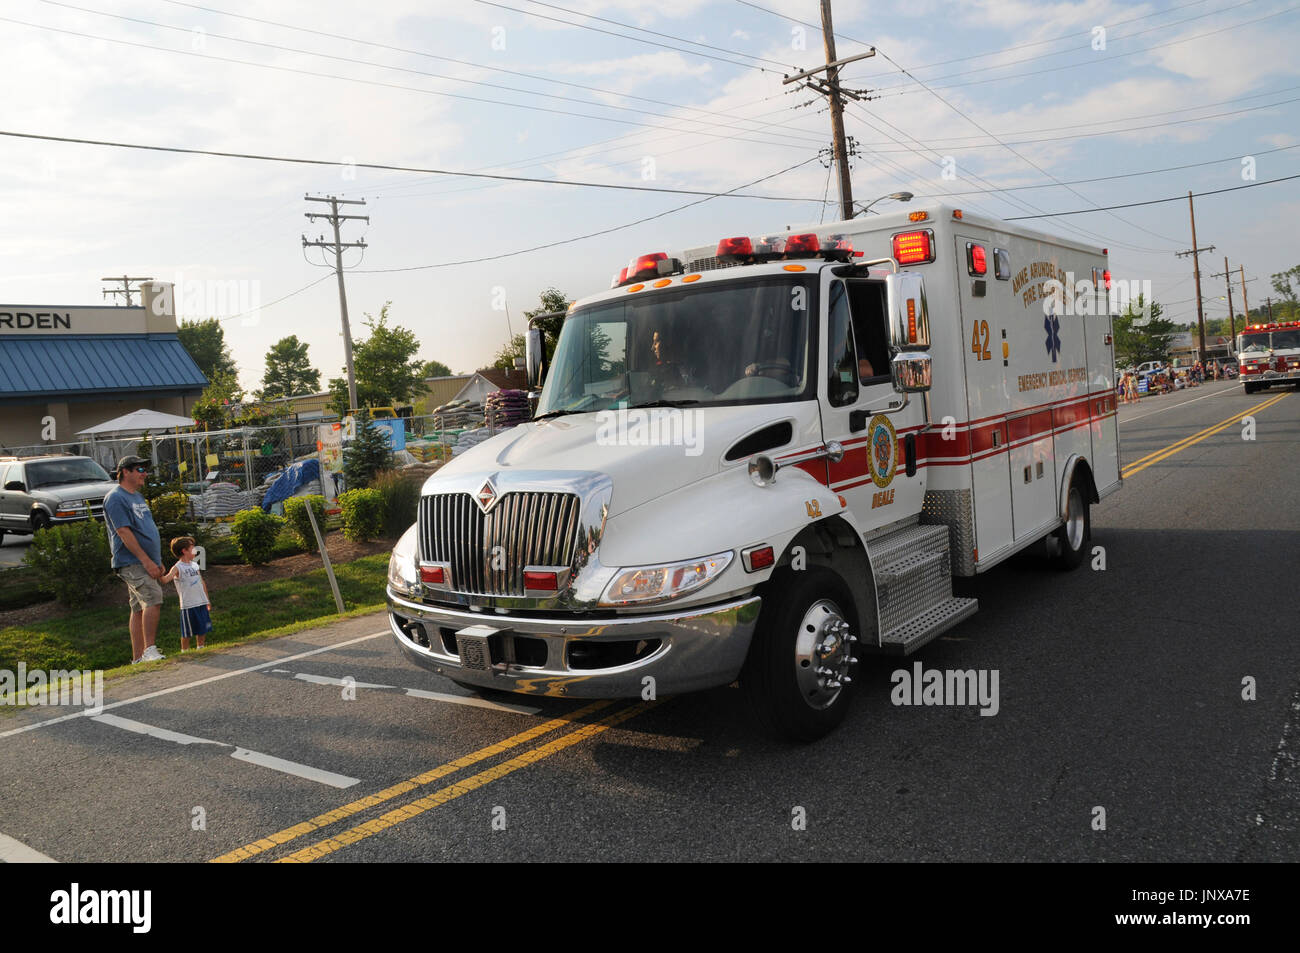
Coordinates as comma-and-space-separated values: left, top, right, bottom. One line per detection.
599, 551, 733, 607
387, 524, 420, 597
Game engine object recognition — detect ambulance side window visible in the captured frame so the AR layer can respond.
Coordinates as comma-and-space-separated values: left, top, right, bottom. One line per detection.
847, 280, 891, 385
826, 281, 858, 407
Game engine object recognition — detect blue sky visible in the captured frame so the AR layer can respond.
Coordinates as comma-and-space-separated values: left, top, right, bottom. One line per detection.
2, 0, 1298, 391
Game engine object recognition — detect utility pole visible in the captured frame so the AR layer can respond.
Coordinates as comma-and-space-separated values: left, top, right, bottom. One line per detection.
1266, 296, 1273, 320
1211, 258, 1235, 361
1239, 264, 1251, 325
782, 0, 875, 221
1175, 191, 1214, 363
101, 275, 154, 306
303, 195, 368, 413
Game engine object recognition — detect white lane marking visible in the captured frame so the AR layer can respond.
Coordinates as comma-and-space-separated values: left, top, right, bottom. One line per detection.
284, 671, 540, 714
89, 713, 360, 789
403, 688, 541, 715
0, 832, 57, 863
230, 748, 360, 789
293, 673, 394, 690
1120, 383, 1235, 425
91, 713, 225, 746
0, 630, 388, 739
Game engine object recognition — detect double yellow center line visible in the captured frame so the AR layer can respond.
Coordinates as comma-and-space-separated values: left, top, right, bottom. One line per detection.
1121, 390, 1291, 478
210, 698, 656, 863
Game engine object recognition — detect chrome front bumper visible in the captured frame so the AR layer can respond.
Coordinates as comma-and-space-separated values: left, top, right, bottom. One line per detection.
387, 588, 762, 698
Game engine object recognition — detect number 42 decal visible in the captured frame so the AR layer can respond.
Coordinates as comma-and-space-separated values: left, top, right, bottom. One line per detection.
971, 320, 992, 361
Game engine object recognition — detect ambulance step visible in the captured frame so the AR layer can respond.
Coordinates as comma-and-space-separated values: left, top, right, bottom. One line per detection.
867, 522, 950, 566
880, 597, 980, 655
875, 550, 954, 635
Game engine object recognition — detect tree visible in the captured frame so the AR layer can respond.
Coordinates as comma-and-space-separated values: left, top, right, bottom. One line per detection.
258, 335, 321, 400
326, 302, 424, 416
342, 409, 392, 490
1114, 295, 1176, 367
190, 371, 244, 429
177, 317, 237, 382
493, 288, 569, 370
418, 359, 452, 379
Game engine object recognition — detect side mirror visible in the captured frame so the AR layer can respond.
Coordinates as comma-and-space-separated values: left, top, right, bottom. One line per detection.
4, 481, 24, 492
885, 272, 930, 349
525, 328, 545, 388
891, 352, 932, 393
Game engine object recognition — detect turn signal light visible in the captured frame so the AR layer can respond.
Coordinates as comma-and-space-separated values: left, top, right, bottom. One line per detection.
420, 565, 445, 584
523, 570, 559, 591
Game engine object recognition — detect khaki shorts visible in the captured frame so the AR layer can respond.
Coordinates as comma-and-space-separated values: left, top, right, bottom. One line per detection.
116, 563, 164, 612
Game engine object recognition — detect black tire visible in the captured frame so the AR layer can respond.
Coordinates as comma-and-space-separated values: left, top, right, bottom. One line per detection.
741, 567, 860, 742
1243, 381, 1258, 394
30, 511, 50, 534
1048, 481, 1090, 570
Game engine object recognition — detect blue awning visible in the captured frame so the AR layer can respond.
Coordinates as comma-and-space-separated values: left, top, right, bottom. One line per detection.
0, 334, 209, 402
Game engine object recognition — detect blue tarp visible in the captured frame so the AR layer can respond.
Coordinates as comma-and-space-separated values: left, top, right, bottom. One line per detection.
261, 457, 321, 511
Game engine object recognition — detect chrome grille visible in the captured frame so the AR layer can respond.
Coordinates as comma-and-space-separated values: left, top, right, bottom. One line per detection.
418, 491, 582, 595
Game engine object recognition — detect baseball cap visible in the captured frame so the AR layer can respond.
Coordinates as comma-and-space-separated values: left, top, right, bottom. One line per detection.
115, 454, 149, 476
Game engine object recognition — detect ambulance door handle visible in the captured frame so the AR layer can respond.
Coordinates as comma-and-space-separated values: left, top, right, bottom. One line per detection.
904, 433, 917, 478
849, 410, 868, 432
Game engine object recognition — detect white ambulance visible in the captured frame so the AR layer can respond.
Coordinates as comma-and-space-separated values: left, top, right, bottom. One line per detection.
386, 203, 1121, 740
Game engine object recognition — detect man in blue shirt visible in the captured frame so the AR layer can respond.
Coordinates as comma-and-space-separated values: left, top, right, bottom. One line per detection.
103, 455, 166, 664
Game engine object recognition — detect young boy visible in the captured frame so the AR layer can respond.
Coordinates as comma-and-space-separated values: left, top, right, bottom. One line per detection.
162, 537, 213, 651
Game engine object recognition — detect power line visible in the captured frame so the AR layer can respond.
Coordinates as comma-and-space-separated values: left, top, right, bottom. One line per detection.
36, 0, 830, 149
0, 13, 818, 150
875, 4, 1300, 97
469, 0, 785, 73
0, 129, 827, 201
911, 143, 1300, 198
1003, 174, 1300, 218
152, 0, 823, 140
220, 273, 334, 323
505, 0, 797, 70
352, 157, 823, 273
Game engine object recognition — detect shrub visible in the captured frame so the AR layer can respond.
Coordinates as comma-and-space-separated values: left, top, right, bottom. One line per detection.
283, 495, 327, 552
150, 491, 190, 524
22, 521, 112, 608
371, 469, 421, 538
230, 508, 283, 566
339, 488, 384, 542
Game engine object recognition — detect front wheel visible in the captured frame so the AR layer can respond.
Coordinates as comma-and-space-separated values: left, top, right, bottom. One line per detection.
30, 511, 50, 534
1047, 481, 1090, 570
741, 567, 860, 742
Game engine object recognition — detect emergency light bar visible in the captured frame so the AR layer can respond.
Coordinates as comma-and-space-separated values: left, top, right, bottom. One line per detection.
715, 232, 856, 265
612, 253, 684, 287
893, 229, 935, 265
785, 233, 820, 257
716, 236, 754, 262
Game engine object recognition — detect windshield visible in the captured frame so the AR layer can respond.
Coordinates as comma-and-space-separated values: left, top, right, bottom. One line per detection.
537, 275, 816, 415
26, 458, 112, 488
1272, 329, 1300, 349
1238, 332, 1272, 353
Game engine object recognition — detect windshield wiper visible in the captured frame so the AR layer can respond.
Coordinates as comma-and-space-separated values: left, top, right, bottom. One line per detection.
624, 399, 700, 409
533, 409, 587, 421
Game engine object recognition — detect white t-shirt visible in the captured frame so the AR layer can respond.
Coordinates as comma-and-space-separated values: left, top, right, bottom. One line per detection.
173, 560, 209, 609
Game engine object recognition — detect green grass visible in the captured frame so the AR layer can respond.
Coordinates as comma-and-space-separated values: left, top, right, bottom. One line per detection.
0, 566, 52, 611
0, 554, 390, 673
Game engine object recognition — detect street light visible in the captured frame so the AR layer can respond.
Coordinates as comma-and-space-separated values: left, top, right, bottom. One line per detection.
855, 191, 914, 217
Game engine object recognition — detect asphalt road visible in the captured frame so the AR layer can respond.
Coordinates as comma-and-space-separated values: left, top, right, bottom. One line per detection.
2, 379, 1297, 862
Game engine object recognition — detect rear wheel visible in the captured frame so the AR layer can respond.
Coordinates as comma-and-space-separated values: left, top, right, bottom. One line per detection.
741, 567, 860, 742
1048, 481, 1090, 570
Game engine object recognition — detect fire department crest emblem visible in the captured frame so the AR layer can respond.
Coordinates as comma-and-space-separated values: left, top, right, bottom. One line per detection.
868, 414, 898, 489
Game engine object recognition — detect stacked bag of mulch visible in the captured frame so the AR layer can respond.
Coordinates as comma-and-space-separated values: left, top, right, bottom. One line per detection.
193, 482, 262, 519
451, 428, 493, 457
432, 399, 484, 429
486, 389, 530, 428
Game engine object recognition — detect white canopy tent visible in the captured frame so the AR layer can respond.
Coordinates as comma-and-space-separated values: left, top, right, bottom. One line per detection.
77, 409, 198, 472
77, 409, 197, 436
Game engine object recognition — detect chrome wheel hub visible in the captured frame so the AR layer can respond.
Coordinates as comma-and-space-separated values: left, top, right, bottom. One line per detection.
1065, 490, 1085, 551
794, 599, 858, 710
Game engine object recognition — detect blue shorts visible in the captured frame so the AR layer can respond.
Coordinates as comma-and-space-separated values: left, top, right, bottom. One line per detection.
181, 604, 212, 639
